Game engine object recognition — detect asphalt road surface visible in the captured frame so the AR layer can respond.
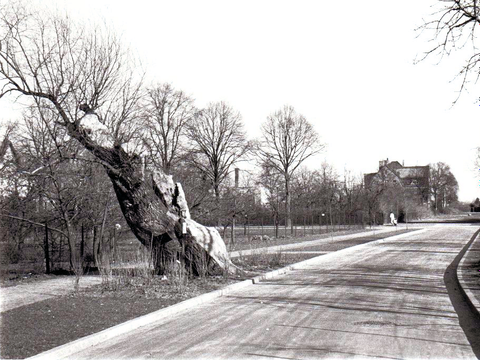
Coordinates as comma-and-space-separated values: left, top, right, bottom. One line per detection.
48, 225, 480, 359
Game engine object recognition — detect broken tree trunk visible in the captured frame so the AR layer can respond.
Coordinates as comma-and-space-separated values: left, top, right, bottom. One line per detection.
63, 122, 237, 275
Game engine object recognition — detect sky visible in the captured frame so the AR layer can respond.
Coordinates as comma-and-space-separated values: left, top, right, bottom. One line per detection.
2, 0, 480, 202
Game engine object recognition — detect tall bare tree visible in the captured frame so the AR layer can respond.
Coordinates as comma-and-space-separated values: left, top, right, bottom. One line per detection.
143, 83, 195, 173
0, 2, 235, 275
187, 101, 250, 201
257, 105, 323, 233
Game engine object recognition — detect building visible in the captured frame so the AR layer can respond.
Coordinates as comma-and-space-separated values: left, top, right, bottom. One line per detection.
364, 159, 430, 222
470, 198, 480, 212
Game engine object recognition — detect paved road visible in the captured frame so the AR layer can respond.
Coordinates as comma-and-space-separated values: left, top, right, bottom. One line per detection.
34, 225, 480, 359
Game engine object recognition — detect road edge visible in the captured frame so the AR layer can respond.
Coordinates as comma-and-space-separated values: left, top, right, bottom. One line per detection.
444, 227, 480, 359
457, 229, 480, 318
27, 228, 426, 360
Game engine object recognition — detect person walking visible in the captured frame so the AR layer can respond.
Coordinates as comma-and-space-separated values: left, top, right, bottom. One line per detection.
390, 212, 397, 226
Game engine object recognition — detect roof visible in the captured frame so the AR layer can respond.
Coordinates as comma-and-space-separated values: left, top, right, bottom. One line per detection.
364, 161, 429, 188
396, 166, 429, 179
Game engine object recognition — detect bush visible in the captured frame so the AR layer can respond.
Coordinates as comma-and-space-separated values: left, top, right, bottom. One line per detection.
3, 242, 22, 264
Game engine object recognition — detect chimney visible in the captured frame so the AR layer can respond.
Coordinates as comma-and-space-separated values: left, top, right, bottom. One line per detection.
235, 168, 239, 188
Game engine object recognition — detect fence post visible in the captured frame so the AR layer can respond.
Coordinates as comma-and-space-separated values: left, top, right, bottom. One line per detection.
112, 225, 116, 262
44, 222, 50, 274
244, 215, 247, 236
93, 226, 98, 266
274, 213, 278, 238
311, 214, 314, 235
231, 214, 236, 247
80, 223, 85, 259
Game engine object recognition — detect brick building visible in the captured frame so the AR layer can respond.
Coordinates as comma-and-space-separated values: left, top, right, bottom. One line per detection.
364, 159, 430, 204
364, 159, 430, 223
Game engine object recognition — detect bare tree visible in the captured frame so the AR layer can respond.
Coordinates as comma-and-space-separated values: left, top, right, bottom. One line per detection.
258, 162, 285, 237
257, 105, 324, 233
143, 83, 195, 173
0, 2, 236, 275
187, 101, 250, 202
417, 1, 480, 100
429, 162, 459, 213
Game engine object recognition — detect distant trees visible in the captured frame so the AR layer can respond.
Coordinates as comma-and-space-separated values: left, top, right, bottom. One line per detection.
0, 107, 125, 272
186, 101, 250, 201
258, 163, 285, 236
429, 162, 459, 213
143, 83, 195, 173
257, 106, 324, 233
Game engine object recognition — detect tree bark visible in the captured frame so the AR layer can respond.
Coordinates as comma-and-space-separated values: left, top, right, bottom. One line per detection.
58, 122, 237, 275
285, 176, 292, 234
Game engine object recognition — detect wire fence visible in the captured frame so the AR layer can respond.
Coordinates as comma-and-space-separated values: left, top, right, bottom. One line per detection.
219, 210, 369, 246
2, 210, 376, 273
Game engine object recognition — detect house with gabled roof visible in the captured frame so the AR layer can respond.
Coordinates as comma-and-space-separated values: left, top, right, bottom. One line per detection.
364, 159, 430, 222
364, 159, 430, 203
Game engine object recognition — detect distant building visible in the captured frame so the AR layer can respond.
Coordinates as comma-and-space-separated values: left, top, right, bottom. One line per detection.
364, 159, 430, 206
470, 198, 480, 212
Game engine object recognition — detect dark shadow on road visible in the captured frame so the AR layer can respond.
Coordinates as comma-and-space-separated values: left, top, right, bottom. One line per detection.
444, 228, 480, 359
245, 345, 404, 360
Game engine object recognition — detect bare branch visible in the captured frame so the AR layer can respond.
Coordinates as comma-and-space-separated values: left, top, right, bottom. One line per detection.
417, 1, 480, 101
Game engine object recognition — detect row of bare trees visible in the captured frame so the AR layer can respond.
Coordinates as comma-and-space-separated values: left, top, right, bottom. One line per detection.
0, 0, 469, 275
0, 2, 323, 275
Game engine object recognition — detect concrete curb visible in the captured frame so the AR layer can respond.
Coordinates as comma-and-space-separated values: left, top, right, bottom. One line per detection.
457, 230, 480, 316
27, 228, 426, 360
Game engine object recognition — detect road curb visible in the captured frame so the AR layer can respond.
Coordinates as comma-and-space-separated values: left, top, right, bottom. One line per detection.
457, 230, 480, 317
27, 228, 426, 360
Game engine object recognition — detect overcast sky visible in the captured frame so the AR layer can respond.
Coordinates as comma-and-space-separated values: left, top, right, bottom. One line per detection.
2, 0, 480, 202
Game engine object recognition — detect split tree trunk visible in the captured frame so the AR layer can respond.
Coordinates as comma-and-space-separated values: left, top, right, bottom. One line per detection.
65, 123, 237, 276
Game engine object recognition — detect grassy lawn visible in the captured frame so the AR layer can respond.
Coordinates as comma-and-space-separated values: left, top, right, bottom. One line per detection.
225, 226, 373, 252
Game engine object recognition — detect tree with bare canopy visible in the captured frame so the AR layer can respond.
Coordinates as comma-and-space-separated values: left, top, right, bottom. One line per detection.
417, 1, 480, 100
257, 105, 324, 234
142, 83, 195, 174
417, 1, 480, 194
187, 101, 250, 202
0, 2, 236, 275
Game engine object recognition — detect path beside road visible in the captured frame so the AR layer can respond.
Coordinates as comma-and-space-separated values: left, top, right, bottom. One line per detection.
0, 276, 102, 313
29, 226, 480, 359
229, 226, 402, 257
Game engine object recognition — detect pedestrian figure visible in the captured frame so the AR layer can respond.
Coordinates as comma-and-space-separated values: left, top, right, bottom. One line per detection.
390, 212, 397, 226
